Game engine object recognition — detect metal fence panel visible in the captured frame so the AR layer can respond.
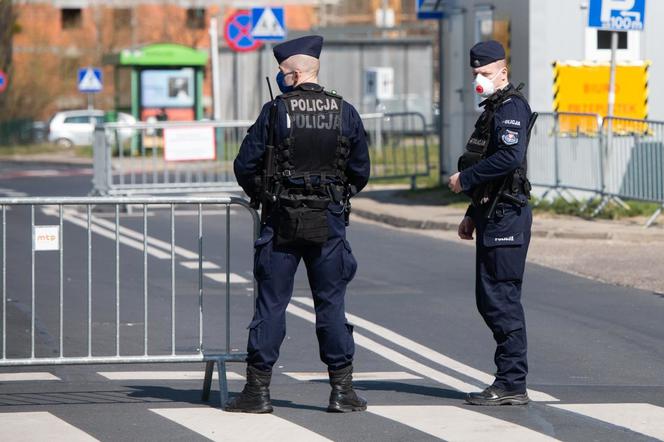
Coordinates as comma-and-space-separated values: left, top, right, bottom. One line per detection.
362, 112, 432, 187
602, 117, 664, 203
0, 196, 259, 407
94, 121, 252, 196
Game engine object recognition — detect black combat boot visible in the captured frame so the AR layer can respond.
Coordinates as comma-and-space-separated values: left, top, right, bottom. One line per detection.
224, 365, 273, 413
327, 365, 367, 413
466, 385, 529, 406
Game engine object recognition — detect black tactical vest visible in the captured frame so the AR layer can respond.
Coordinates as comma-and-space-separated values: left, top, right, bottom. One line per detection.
458, 85, 532, 205
276, 87, 350, 186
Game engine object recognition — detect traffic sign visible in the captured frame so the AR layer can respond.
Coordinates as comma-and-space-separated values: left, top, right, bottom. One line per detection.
588, 0, 646, 31
224, 10, 263, 52
251, 7, 286, 41
78, 68, 103, 93
0, 70, 7, 93
417, 0, 456, 20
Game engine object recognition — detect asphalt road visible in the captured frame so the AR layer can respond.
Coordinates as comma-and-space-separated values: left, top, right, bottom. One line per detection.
0, 166, 663, 441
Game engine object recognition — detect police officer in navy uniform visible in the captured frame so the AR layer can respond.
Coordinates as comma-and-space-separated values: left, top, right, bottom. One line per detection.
227, 35, 370, 414
448, 40, 535, 406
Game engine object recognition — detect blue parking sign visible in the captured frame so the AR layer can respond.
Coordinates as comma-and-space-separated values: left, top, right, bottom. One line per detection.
588, 0, 646, 31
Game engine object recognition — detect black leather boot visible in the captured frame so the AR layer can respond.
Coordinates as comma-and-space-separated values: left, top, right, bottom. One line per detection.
327, 365, 367, 413
224, 365, 273, 413
466, 385, 529, 406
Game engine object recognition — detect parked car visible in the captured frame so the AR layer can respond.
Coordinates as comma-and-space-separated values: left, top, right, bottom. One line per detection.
48, 109, 136, 148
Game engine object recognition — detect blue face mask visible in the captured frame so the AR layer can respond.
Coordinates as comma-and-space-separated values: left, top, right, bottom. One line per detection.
276, 71, 294, 94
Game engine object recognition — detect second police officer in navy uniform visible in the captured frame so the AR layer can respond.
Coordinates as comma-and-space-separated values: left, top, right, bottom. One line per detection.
448, 40, 537, 406
227, 35, 370, 414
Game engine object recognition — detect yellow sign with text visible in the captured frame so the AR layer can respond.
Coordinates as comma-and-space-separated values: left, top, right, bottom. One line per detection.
553, 61, 650, 134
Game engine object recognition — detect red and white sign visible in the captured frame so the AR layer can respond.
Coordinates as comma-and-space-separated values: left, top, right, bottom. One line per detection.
224, 10, 263, 52
163, 126, 216, 162
33, 226, 60, 251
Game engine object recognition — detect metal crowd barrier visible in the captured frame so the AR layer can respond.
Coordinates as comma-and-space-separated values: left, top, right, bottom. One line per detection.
93, 121, 252, 196
602, 116, 664, 227
528, 112, 664, 227
0, 196, 259, 407
362, 111, 432, 189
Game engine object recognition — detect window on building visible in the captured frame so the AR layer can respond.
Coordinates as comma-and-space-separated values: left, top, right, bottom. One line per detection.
61, 8, 82, 30
597, 30, 628, 49
186, 8, 206, 29
114, 8, 132, 29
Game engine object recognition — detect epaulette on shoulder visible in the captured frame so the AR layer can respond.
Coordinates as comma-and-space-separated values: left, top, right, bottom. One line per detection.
323, 89, 343, 100
280, 90, 301, 100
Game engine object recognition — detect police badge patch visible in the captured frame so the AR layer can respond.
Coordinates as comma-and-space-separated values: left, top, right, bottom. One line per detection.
501, 129, 519, 145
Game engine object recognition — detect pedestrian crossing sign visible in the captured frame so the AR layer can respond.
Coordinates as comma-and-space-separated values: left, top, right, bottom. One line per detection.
78, 68, 103, 93
251, 7, 286, 41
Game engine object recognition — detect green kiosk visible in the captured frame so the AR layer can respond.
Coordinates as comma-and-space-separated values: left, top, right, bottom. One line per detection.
105, 43, 208, 122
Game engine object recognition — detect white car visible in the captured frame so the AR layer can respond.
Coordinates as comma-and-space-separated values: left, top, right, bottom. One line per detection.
48, 109, 136, 148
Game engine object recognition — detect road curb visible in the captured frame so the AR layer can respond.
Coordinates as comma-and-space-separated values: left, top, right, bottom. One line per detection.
352, 207, 653, 241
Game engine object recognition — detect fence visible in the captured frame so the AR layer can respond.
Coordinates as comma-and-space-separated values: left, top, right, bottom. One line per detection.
361, 112, 433, 188
528, 112, 664, 227
91, 112, 433, 196
0, 196, 259, 407
93, 121, 253, 196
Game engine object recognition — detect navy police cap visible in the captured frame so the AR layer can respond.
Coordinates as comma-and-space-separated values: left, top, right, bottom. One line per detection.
469, 40, 505, 68
273, 35, 323, 64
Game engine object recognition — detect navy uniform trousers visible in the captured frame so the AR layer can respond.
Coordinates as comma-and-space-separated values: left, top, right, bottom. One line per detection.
473, 201, 532, 393
247, 205, 357, 372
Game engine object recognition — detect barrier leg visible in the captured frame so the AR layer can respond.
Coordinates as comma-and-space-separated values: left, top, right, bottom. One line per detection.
591, 195, 610, 218
201, 360, 215, 402
218, 360, 229, 408
645, 204, 663, 228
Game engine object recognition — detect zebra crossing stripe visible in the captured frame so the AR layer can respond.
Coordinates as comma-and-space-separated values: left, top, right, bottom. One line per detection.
97, 371, 244, 381
369, 405, 560, 441
283, 371, 422, 381
0, 372, 60, 382
550, 403, 664, 440
0, 411, 99, 441
150, 407, 332, 441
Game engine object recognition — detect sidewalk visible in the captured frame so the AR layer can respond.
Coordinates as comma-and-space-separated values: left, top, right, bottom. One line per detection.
352, 186, 664, 295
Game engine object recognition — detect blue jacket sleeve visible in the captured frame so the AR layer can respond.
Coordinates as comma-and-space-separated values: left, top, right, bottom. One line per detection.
344, 103, 371, 195
234, 102, 272, 197
459, 97, 531, 192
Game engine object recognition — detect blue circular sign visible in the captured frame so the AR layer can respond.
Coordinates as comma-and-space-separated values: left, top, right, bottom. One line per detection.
224, 10, 263, 52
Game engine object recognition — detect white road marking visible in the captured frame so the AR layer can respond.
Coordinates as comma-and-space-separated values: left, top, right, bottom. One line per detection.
0, 411, 99, 441
369, 406, 559, 441
42, 207, 171, 259
283, 371, 422, 381
550, 403, 664, 440
287, 304, 483, 393
97, 371, 244, 381
205, 272, 251, 284
181, 261, 220, 270
150, 407, 332, 442
56, 208, 198, 259
0, 372, 60, 382
291, 297, 558, 402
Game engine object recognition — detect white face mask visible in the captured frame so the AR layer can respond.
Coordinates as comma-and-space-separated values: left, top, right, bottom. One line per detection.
473, 70, 501, 98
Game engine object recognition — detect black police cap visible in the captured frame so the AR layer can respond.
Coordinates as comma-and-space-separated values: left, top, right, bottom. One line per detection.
273, 35, 323, 64
469, 40, 506, 68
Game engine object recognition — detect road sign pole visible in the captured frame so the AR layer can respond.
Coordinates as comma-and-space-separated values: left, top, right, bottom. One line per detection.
438, 17, 445, 183
209, 17, 222, 121
607, 30, 618, 119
